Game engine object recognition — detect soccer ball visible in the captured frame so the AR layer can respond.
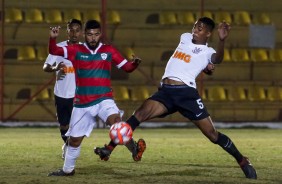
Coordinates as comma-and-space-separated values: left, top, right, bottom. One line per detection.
109, 122, 133, 145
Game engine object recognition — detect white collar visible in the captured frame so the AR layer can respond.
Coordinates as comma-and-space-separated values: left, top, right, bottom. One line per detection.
83, 42, 103, 54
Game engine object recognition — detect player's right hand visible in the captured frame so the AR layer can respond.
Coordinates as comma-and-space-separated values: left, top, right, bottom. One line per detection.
53, 62, 66, 72
58, 62, 66, 72
49, 26, 61, 38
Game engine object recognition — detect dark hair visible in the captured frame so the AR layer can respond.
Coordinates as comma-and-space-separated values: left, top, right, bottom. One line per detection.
67, 19, 82, 28
198, 17, 215, 31
84, 20, 101, 31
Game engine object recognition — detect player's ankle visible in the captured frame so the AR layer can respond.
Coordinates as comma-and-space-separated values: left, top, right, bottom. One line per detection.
106, 145, 114, 151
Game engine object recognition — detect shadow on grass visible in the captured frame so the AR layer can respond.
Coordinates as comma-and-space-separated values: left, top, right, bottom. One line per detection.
79, 161, 237, 177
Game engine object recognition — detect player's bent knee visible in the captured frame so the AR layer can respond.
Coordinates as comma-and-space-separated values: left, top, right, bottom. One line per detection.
69, 136, 83, 147
208, 131, 219, 143
106, 114, 121, 125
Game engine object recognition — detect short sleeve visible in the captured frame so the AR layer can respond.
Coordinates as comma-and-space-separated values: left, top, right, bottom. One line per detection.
206, 47, 216, 63
44, 54, 58, 65
63, 45, 78, 64
180, 33, 192, 44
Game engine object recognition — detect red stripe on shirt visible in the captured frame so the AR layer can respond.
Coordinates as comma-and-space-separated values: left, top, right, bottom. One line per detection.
78, 78, 111, 87
75, 92, 113, 105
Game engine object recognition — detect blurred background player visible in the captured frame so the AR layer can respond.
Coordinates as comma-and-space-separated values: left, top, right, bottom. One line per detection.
94, 17, 257, 179
43, 19, 82, 159
47, 20, 144, 176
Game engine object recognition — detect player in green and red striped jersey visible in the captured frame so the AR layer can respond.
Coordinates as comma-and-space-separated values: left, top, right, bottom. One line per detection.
47, 20, 144, 176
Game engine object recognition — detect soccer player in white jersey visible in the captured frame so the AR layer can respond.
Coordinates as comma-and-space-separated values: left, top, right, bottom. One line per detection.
43, 19, 82, 159
95, 17, 257, 179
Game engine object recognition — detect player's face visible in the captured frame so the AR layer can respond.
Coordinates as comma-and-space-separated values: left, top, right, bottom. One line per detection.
85, 29, 102, 50
67, 23, 82, 44
191, 21, 211, 45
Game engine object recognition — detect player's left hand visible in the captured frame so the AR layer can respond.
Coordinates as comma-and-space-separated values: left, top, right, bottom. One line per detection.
131, 55, 142, 65
203, 63, 215, 75
218, 21, 231, 41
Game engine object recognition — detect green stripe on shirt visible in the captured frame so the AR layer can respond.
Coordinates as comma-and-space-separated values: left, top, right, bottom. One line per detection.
76, 86, 111, 95
78, 69, 110, 78
76, 52, 112, 61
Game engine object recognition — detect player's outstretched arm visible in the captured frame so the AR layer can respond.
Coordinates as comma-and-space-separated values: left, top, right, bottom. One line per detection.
211, 21, 231, 64
49, 26, 64, 56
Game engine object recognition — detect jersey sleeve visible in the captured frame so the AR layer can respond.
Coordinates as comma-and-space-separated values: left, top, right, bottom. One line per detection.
44, 54, 59, 65
180, 33, 192, 44
206, 48, 216, 64
61, 45, 78, 64
109, 46, 127, 69
49, 38, 65, 57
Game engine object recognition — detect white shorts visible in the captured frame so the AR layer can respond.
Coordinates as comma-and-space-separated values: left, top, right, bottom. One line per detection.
65, 99, 121, 137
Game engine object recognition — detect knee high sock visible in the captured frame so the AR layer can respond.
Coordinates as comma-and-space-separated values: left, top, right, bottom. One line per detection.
63, 145, 81, 173
124, 115, 141, 152
126, 115, 140, 131
108, 115, 141, 150
60, 129, 68, 143
215, 132, 243, 163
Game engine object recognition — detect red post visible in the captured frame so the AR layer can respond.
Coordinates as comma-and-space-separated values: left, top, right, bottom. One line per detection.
101, 0, 107, 43
0, 0, 5, 121
4, 77, 56, 121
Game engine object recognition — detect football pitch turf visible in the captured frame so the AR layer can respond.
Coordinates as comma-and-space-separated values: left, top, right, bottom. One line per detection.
0, 127, 281, 184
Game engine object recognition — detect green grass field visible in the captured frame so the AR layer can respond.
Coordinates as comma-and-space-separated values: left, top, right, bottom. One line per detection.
0, 127, 281, 184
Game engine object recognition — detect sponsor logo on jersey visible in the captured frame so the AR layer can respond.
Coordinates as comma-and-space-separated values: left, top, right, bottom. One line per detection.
101, 53, 107, 60
192, 47, 202, 54
173, 50, 191, 63
63, 67, 75, 73
81, 55, 89, 59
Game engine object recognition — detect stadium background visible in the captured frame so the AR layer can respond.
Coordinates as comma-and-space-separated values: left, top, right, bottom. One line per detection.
0, 0, 282, 127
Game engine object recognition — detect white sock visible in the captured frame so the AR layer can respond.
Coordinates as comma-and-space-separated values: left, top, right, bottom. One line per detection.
63, 145, 81, 173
